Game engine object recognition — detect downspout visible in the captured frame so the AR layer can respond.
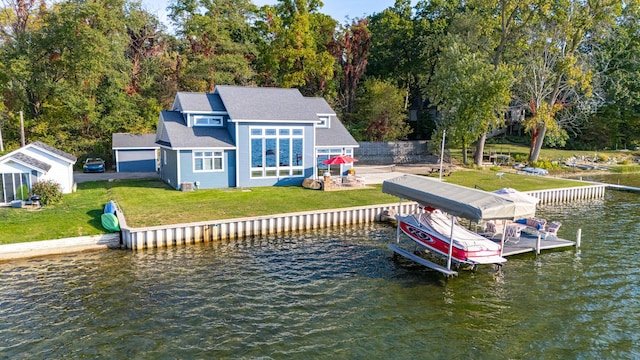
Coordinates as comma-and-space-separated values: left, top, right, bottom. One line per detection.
176, 150, 181, 189
235, 124, 240, 188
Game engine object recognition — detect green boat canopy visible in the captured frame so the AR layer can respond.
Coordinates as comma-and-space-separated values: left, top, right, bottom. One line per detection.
382, 174, 537, 222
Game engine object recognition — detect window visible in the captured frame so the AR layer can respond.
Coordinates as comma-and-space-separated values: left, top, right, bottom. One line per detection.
193, 115, 223, 127
194, 151, 223, 172
317, 148, 350, 176
250, 126, 304, 178
317, 116, 330, 128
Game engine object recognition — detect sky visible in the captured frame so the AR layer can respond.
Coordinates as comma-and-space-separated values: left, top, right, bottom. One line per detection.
141, 0, 410, 30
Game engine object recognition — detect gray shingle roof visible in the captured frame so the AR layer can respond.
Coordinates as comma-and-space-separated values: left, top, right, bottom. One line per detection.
30, 141, 77, 162
112, 133, 159, 149
11, 152, 52, 172
215, 85, 318, 121
303, 97, 336, 115
157, 111, 236, 149
174, 92, 225, 113
316, 115, 359, 147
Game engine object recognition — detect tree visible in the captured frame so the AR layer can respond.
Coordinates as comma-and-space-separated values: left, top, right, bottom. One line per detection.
348, 78, 411, 141
515, 0, 620, 161
586, 0, 640, 149
430, 41, 513, 164
332, 18, 370, 115
168, 0, 257, 92
255, 0, 336, 97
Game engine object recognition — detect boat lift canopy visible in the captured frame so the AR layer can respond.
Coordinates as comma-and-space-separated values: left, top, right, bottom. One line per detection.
382, 174, 536, 222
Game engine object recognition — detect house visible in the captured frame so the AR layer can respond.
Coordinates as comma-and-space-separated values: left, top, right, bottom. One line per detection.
154, 85, 358, 190
112, 133, 159, 172
0, 141, 77, 203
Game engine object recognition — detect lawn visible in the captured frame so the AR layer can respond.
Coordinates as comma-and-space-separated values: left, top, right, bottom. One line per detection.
0, 169, 597, 244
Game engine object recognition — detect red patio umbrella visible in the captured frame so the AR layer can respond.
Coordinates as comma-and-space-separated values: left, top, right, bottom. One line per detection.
322, 155, 358, 175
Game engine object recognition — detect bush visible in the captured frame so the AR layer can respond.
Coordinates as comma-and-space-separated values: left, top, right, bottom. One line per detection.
530, 160, 563, 170
31, 180, 63, 205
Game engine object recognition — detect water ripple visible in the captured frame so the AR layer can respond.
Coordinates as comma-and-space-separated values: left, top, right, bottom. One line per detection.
1, 192, 639, 358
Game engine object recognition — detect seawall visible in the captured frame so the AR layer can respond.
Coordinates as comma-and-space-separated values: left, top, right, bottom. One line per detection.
0, 184, 607, 258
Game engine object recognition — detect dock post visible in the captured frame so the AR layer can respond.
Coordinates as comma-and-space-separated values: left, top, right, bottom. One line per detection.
576, 228, 582, 248
536, 233, 541, 255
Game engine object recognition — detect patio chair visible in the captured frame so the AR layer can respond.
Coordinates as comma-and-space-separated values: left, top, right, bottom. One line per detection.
542, 221, 562, 239
505, 223, 522, 243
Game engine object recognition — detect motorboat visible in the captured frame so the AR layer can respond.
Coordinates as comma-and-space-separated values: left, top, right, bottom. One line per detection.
397, 208, 506, 266
382, 174, 538, 276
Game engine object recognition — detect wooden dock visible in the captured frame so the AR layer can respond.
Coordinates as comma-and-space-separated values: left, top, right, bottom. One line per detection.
499, 233, 576, 257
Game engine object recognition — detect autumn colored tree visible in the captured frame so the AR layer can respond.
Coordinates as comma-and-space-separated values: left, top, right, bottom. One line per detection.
332, 18, 370, 115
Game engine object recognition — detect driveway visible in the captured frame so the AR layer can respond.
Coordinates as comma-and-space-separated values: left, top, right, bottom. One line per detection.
74, 171, 160, 183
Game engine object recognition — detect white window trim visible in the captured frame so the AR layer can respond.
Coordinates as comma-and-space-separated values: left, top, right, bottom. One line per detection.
193, 150, 224, 172
192, 115, 223, 127
249, 126, 305, 179
316, 116, 330, 128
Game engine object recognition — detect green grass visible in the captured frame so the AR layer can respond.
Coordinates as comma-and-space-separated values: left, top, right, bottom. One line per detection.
107, 180, 398, 227
0, 169, 593, 244
0, 182, 109, 244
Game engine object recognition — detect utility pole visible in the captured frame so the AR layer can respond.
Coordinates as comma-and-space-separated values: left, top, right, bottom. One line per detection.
0, 122, 4, 152
20, 110, 25, 147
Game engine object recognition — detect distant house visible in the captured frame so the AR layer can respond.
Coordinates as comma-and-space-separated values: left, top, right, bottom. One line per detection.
154, 85, 358, 190
0, 141, 77, 203
112, 133, 159, 172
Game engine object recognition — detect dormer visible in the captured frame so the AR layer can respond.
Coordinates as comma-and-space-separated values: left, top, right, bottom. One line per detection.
172, 92, 228, 128
316, 114, 331, 128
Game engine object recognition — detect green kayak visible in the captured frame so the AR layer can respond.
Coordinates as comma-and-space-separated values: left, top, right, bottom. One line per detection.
101, 213, 120, 232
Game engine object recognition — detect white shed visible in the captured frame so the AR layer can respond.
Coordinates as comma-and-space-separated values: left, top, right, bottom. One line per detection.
0, 142, 77, 203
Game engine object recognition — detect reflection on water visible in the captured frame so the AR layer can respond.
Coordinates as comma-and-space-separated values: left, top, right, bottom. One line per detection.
1, 191, 639, 358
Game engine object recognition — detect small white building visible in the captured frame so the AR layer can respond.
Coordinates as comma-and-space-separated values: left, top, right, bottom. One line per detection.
0, 141, 77, 203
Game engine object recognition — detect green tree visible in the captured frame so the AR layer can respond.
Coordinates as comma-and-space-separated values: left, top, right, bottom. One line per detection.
255, 0, 336, 97
515, 0, 620, 161
168, 0, 257, 92
430, 41, 514, 164
348, 78, 411, 141
586, 0, 640, 149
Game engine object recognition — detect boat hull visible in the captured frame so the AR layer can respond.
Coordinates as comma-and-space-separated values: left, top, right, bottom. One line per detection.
398, 215, 506, 265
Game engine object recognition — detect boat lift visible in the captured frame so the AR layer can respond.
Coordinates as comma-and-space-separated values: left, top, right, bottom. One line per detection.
382, 174, 539, 277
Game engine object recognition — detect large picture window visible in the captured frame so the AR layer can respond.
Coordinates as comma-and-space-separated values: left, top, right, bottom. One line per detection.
250, 127, 304, 178
193, 150, 223, 172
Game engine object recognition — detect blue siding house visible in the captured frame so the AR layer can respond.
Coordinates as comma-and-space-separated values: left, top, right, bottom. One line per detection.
155, 86, 358, 190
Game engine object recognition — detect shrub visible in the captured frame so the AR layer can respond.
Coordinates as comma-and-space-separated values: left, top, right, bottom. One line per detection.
31, 179, 63, 205
18, 184, 30, 200
530, 160, 563, 170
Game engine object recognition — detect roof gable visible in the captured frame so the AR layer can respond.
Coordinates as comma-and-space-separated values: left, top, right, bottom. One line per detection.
174, 92, 226, 113
157, 111, 235, 149
0, 152, 52, 172
215, 85, 318, 122
29, 141, 77, 163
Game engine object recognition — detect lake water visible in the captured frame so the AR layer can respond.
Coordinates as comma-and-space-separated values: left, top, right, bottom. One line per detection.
1, 174, 639, 359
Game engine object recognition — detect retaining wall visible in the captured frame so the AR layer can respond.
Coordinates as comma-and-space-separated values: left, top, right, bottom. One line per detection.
117, 184, 607, 250
0, 233, 120, 261
118, 203, 417, 250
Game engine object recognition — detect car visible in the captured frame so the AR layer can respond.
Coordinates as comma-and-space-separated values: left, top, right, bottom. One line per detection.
83, 157, 105, 173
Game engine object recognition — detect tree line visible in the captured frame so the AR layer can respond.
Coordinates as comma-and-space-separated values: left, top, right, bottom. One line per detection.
0, 0, 638, 165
